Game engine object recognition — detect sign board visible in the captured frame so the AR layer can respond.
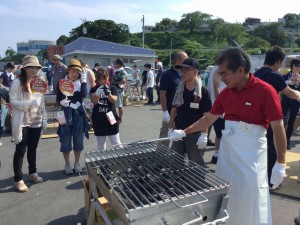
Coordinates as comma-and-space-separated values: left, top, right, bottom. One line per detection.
30, 78, 48, 95
59, 79, 74, 97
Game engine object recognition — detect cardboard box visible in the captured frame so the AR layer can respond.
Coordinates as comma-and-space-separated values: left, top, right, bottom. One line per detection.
83, 179, 91, 221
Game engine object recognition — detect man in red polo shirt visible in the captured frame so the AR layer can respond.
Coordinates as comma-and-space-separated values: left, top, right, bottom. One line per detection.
169, 48, 286, 225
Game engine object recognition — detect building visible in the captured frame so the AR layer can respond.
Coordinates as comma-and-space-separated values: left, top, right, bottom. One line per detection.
63, 37, 157, 69
17, 40, 56, 55
47, 45, 64, 61
245, 17, 261, 25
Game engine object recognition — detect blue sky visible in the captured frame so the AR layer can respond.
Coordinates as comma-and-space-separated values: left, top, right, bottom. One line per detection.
0, 0, 299, 58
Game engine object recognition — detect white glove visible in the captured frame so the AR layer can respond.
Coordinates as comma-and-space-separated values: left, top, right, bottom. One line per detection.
168, 128, 173, 137
169, 129, 186, 141
30, 97, 42, 107
42, 119, 47, 130
196, 133, 208, 149
60, 99, 70, 107
95, 86, 104, 97
270, 162, 286, 189
162, 111, 170, 122
80, 71, 87, 83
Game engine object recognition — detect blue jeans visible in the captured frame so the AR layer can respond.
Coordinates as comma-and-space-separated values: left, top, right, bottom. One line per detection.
58, 117, 84, 152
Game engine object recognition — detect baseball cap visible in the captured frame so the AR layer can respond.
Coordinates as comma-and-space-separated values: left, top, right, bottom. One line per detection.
175, 58, 200, 70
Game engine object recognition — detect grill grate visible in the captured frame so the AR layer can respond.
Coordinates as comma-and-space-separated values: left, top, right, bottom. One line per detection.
85, 141, 229, 211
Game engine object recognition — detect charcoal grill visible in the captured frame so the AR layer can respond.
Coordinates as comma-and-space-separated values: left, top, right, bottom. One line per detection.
85, 140, 230, 225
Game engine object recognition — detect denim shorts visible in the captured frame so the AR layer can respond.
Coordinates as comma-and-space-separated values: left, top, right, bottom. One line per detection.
116, 90, 124, 108
59, 124, 84, 152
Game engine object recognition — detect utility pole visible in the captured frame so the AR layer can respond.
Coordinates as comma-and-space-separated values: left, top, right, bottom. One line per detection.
169, 38, 173, 68
79, 18, 87, 51
142, 15, 145, 48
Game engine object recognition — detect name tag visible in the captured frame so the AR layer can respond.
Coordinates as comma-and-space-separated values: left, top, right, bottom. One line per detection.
106, 111, 117, 125
237, 121, 253, 132
57, 111, 66, 125
190, 102, 199, 109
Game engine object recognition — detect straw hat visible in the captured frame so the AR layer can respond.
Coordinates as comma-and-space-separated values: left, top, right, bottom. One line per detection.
22, 55, 42, 68
67, 59, 82, 72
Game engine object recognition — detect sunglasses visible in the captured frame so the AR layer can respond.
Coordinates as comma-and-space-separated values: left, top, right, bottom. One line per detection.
294, 64, 300, 67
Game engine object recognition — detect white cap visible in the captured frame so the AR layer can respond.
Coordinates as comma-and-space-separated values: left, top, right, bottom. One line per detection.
157, 62, 163, 67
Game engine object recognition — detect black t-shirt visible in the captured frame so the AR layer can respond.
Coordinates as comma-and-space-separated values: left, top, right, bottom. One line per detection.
175, 86, 212, 130
254, 67, 287, 93
159, 68, 182, 113
141, 70, 148, 85
90, 85, 119, 136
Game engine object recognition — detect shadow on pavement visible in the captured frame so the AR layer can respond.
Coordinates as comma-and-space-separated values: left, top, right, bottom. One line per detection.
0, 181, 16, 193
47, 207, 86, 225
66, 180, 85, 190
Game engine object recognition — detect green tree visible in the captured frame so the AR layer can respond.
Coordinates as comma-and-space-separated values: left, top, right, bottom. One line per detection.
38, 49, 47, 61
153, 18, 178, 31
5, 47, 17, 59
283, 13, 300, 29
243, 36, 270, 49
178, 11, 212, 33
56, 35, 69, 46
253, 23, 288, 46
69, 19, 130, 44
295, 36, 300, 48
214, 23, 247, 46
208, 18, 225, 32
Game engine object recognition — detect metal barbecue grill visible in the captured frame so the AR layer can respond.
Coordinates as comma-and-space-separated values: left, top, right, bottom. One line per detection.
85, 140, 230, 225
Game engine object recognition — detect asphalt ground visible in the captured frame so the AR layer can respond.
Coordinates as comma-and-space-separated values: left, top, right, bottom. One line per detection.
0, 97, 300, 225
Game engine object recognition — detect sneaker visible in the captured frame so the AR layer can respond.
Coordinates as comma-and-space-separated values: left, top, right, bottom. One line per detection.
74, 163, 82, 173
0, 142, 2, 146
65, 164, 73, 175
269, 184, 282, 191
28, 173, 43, 183
207, 139, 215, 146
211, 155, 218, 164
15, 180, 28, 192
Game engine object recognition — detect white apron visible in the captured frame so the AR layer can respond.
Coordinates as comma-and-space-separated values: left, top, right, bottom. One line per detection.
215, 121, 271, 225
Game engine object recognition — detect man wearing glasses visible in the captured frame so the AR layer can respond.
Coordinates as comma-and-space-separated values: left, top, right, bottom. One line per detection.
168, 58, 211, 166
170, 48, 287, 225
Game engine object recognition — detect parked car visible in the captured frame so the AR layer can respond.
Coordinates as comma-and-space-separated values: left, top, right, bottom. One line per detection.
124, 66, 133, 81
38, 66, 50, 81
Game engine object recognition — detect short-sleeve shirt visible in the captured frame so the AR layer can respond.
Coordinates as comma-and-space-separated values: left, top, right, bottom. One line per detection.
283, 71, 300, 91
111, 69, 126, 90
210, 74, 283, 128
175, 86, 212, 130
254, 67, 287, 93
90, 85, 119, 136
159, 67, 182, 113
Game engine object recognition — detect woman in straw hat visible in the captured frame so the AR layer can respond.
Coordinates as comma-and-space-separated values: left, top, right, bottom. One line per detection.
9, 55, 48, 192
56, 59, 89, 175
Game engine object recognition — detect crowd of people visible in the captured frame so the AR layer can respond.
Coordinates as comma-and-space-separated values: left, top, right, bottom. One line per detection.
1, 46, 299, 225
0, 55, 163, 191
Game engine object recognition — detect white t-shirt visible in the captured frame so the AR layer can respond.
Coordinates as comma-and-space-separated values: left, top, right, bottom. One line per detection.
207, 66, 226, 104
146, 70, 154, 88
